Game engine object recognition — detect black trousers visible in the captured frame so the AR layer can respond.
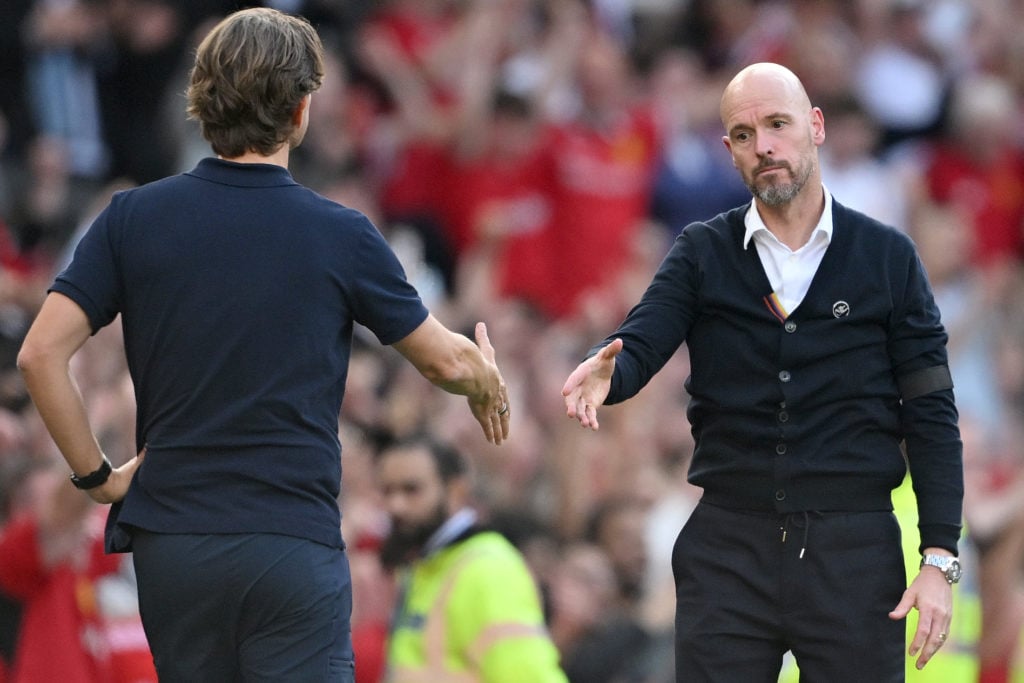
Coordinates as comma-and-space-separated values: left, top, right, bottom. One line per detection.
672, 501, 906, 683
132, 531, 354, 683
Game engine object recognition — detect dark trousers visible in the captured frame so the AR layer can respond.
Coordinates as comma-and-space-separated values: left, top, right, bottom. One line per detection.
132, 531, 354, 683
672, 501, 906, 683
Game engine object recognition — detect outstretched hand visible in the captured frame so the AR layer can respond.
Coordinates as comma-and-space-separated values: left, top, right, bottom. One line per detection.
561, 339, 622, 430
469, 322, 510, 445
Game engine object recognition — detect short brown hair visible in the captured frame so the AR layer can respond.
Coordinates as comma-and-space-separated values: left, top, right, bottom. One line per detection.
186, 8, 324, 157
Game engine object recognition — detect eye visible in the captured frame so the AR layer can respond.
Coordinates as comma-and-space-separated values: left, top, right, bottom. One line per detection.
772, 119, 787, 129
734, 131, 751, 143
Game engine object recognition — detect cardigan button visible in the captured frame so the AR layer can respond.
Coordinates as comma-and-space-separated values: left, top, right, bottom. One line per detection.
775, 489, 786, 501
784, 321, 797, 333
778, 410, 789, 422
778, 370, 791, 382
776, 443, 787, 455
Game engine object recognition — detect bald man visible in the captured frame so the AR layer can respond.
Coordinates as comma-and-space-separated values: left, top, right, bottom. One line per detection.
562, 63, 963, 681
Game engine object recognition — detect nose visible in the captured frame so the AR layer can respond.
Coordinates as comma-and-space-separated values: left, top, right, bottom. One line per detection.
755, 134, 774, 157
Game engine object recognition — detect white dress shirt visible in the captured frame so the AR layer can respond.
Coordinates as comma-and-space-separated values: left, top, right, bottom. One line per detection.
742, 189, 834, 317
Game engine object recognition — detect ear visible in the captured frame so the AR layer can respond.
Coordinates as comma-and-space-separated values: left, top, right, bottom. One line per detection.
292, 94, 310, 127
811, 106, 826, 146
447, 476, 471, 512
721, 136, 737, 167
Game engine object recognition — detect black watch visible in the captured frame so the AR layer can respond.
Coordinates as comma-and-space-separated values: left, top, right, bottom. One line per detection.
70, 456, 112, 490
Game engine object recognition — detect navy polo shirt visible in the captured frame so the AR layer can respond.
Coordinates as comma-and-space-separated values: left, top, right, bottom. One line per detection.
52, 158, 429, 552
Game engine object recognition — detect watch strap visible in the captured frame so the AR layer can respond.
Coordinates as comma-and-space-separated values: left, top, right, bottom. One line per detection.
70, 456, 112, 490
921, 554, 961, 584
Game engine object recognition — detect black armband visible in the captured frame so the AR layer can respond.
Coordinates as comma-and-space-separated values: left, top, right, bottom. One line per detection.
897, 365, 953, 401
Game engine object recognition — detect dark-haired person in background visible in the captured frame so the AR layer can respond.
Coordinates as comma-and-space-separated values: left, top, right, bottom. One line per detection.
17, 8, 510, 682
375, 435, 566, 682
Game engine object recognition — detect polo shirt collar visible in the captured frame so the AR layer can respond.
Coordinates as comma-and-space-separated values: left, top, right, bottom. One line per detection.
742, 186, 834, 250
187, 157, 299, 188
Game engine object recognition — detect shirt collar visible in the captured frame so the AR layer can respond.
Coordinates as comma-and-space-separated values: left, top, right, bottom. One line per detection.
742, 186, 834, 250
187, 157, 298, 188
422, 507, 478, 557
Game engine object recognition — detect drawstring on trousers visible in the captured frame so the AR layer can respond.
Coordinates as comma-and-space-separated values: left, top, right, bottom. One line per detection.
780, 511, 812, 559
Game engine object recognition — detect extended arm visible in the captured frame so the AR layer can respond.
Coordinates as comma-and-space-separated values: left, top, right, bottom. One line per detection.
17, 292, 143, 504
392, 315, 510, 445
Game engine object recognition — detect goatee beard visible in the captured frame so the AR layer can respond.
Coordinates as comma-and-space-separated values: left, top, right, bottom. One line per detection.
749, 158, 813, 207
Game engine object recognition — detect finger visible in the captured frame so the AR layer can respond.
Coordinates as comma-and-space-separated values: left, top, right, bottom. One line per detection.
577, 398, 600, 430
907, 617, 932, 657
498, 404, 511, 440
481, 412, 497, 445
599, 338, 624, 360
575, 396, 589, 427
127, 451, 146, 473
490, 413, 502, 445
888, 592, 913, 622
561, 364, 587, 398
916, 631, 946, 670
475, 322, 496, 362
564, 394, 579, 419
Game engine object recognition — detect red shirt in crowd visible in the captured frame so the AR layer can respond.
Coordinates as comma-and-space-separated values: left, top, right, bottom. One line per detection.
0, 511, 156, 683
539, 107, 660, 318
926, 143, 1024, 267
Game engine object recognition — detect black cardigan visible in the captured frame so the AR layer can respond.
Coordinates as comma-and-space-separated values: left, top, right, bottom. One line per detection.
599, 200, 963, 554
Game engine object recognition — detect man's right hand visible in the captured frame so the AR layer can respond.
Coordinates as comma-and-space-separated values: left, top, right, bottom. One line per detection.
561, 339, 622, 431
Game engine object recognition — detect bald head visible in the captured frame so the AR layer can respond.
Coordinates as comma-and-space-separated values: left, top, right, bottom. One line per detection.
718, 62, 825, 212
720, 63, 812, 129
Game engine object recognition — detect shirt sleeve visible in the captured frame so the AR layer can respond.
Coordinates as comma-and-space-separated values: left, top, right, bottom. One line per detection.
344, 218, 429, 346
50, 199, 124, 334
890, 245, 963, 554
598, 227, 700, 404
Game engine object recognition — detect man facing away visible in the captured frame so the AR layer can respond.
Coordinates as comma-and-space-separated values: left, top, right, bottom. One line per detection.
17, 8, 511, 682
375, 436, 567, 682
562, 62, 964, 682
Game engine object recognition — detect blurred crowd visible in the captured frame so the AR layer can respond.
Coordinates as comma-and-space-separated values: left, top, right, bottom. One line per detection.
1, 0, 1024, 681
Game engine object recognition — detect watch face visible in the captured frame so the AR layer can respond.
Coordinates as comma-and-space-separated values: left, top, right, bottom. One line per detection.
947, 560, 962, 583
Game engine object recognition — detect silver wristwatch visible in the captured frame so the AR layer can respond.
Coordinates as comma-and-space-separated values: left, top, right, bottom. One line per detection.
921, 555, 962, 584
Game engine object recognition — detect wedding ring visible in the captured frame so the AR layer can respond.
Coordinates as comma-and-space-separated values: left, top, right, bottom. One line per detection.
497, 403, 509, 416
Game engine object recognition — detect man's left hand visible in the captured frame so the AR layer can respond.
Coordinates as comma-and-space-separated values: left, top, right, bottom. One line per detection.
888, 554, 954, 670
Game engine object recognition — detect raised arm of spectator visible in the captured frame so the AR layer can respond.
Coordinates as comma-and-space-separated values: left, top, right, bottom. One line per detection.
447, 1, 507, 159
392, 315, 510, 445
356, 20, 448, 143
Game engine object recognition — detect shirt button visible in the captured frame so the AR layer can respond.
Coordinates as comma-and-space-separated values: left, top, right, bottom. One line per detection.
778, 410, 789, 422
784, 321, 797, 333
775, 489, 786, 501
779, 370, 791, 382
776, 443, 787, 455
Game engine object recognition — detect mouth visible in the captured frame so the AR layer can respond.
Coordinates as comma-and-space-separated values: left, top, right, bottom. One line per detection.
756, 164, 786, 176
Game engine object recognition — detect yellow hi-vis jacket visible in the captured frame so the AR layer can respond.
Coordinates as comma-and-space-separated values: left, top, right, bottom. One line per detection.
386, 530, 568, 683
